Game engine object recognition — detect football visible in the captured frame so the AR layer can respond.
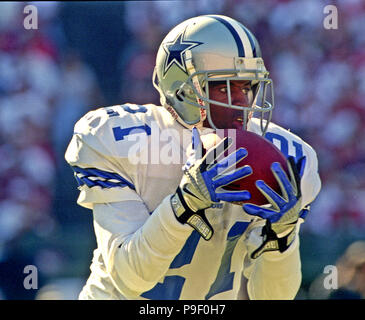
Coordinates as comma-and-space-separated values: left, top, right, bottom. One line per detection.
201, 129, 289, 206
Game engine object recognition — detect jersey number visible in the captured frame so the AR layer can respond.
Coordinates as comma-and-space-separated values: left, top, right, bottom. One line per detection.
141, 222, 250, 300
265, 132, 303, 161
108, 105, 151, 141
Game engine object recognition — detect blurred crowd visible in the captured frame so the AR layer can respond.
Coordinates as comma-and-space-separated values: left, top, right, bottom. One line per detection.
0, 0, 364, 299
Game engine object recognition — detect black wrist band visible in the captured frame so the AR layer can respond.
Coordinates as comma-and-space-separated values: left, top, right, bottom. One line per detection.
251, 221, 296, 259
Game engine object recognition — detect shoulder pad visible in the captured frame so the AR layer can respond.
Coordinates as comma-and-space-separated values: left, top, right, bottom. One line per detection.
64, 104, 158, 207
68, 104, 157, 161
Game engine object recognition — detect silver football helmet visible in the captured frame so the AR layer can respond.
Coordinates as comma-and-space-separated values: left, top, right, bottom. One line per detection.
153, 14, 274, 134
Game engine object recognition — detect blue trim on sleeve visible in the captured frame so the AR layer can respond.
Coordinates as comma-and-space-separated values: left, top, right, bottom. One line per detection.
71, 166, 135, 190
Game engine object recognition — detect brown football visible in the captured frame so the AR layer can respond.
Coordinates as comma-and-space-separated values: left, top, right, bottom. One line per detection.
202, 129, 289, 206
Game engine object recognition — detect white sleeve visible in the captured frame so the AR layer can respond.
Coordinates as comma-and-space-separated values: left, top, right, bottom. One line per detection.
92, 188, 193, 298
246, 238, 301, 300
65, 106, 194, 298
242, 222, 302, 300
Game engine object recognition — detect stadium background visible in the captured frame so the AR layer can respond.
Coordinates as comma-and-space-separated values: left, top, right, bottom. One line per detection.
0, 1, 364, 300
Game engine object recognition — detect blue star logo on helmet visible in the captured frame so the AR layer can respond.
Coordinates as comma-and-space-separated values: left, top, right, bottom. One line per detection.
162, 29, 203, 77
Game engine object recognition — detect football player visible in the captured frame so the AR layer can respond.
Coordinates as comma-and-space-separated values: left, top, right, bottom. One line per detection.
65, 15, 321, 300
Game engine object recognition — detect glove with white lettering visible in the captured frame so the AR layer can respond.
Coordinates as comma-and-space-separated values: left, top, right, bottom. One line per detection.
171, 127, 252, 240
243, 156, 306, 258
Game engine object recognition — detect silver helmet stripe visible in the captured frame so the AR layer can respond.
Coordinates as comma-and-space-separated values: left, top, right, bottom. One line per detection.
207, 15, 254, 58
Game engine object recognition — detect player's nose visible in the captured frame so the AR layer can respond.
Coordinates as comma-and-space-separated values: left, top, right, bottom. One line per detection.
231, 87, 249, 107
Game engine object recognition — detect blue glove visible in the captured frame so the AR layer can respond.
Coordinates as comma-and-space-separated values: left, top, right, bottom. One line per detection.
171, 127, 252, 240
243, 156, 306, 258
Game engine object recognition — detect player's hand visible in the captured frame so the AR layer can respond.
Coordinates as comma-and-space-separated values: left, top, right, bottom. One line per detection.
243, 156, 306, 258
171, 127, 252, 240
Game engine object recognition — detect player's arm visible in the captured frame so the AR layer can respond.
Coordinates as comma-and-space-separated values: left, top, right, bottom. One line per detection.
240, 124, 321, 299
91, 191, 194, 298
99, 128, 253, 298
66, 123, 253, 298
64, 112, 190, 298
67, 148, 193, 298
241, 156, 305, 299
243, 231, 302, 300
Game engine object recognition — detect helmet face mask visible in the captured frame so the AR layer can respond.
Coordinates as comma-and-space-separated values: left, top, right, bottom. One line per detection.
153, 15, 274, 134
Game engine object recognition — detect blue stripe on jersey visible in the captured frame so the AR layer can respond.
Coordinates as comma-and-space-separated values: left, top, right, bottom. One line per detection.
205, 221, 250, 299
208, 15, 245, 57
140, 231, 200, 299
141, 222, 251, 300
170, 230, 201, 268
227, 221, 250, 238
141, 276, 185, 300
71, 166, 135, 190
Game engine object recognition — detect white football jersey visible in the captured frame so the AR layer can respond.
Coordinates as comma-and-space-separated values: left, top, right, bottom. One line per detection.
65, 103, 321, 300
